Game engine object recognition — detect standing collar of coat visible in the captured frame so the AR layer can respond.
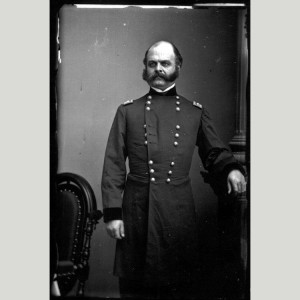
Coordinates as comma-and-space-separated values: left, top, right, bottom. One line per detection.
148, 85, 177, 96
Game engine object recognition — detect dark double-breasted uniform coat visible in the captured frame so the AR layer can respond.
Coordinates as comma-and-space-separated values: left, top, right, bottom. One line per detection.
101, 86, 243, 287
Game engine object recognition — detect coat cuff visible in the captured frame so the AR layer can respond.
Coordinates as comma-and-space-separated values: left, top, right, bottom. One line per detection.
209, 156, 238, 177
103, 207, 123, 223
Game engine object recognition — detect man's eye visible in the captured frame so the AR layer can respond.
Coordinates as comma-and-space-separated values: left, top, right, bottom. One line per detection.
162, 62, 170, 67
148, 62, 156, 67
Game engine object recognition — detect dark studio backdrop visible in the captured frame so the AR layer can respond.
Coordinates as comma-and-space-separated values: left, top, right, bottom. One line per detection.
55, 4, 247, 298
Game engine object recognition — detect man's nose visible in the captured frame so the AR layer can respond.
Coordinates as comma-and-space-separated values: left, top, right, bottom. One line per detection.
155, 63, 163, 72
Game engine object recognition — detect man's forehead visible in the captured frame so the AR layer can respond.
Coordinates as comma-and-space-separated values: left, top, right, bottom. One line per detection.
147, 43, 175, 61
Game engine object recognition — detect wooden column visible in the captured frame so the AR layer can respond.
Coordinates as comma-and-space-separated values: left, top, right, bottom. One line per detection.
230, 7, 248, 164
218, 7, 249, 300
230, 4, 249, 277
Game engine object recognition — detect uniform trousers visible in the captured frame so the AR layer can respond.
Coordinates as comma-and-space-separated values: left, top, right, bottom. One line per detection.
119, 277, 199, 300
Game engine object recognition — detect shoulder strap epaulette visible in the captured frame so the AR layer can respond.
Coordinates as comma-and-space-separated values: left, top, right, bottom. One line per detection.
123, 99, 134, 106
193, 101, 202, 109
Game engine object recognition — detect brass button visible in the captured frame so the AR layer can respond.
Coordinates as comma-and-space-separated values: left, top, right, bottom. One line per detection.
176, 107, 180, 111
170, 162, 175, 166
150, 169, 155, 173
168, 170, 172, 175
146, 107, 150, 111
176, 96, 180, 99
166, 178, 171, 183
176, 101, 180, 105
151, 177, 155, 182
145, 133, 147, 137
176, 125, 180, 130
175, 133, 179, 138
146, 100, 151, 105
174, 141, 178, 146
144, 124, 147, 128
144, 141, 148, 145
147, 95, 152, 100
149, 160, 153, 165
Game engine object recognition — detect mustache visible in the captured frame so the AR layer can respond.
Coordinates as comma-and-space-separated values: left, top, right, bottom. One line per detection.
142, 68, 179, 83
148, 72, 168, 80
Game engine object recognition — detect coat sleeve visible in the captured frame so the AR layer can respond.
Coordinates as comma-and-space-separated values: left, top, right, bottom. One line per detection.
101, 105, 127, 223
196, 107, 245, 181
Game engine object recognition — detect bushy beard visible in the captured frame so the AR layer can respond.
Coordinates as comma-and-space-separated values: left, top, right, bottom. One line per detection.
142, 67, 179, 87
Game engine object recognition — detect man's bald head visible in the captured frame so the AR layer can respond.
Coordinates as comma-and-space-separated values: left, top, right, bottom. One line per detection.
143, 41, 183, 68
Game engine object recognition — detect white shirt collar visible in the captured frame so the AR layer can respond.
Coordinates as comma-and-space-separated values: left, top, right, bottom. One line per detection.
151, 83, 176, 93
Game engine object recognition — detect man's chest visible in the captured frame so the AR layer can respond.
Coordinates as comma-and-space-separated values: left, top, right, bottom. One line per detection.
125, 96, 201, 155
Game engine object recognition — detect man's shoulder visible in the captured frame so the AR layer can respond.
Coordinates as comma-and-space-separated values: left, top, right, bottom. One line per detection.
192, 101, 203, 110
122, 99, 134, 106
121, 94, 147, 107
178, 95, 203, 110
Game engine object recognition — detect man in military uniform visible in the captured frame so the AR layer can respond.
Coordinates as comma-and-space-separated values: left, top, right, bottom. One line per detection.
101, 41, 246, 299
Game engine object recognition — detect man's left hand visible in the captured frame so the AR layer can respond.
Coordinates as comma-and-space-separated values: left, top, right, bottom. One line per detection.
227, 170, 247, 195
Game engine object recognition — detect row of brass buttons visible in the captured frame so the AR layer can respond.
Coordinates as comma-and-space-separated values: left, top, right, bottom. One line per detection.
145, 95, 181, 183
